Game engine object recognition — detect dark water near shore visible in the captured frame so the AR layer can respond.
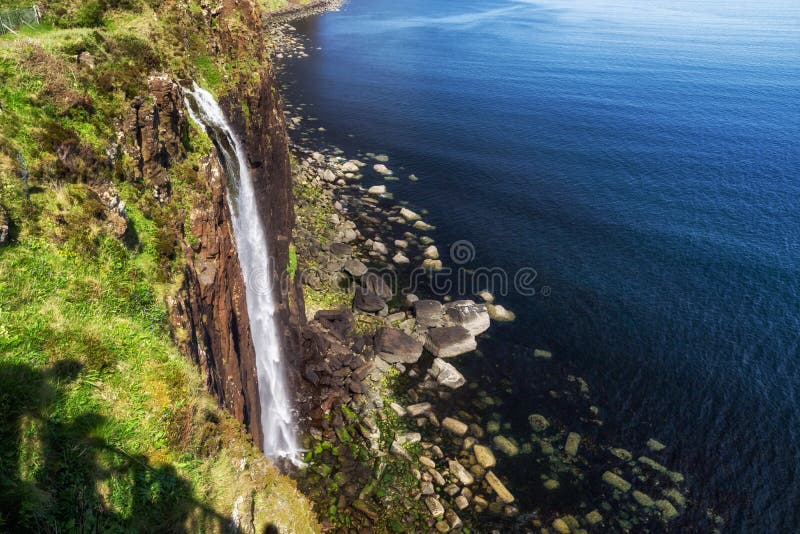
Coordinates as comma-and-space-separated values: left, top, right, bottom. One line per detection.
282, 0, 800, 530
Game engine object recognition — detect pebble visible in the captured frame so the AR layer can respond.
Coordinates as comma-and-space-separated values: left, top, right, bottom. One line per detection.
367, 185, 386, 194
485, 471, 515, 503
442, 417, 468, 436
425, 496, 444, 518
454, 495, 469, 510
493, 435, 520, 456
565, 432, 581, 456
473, 444, 496, 468
633, 490, 655, 507
448, 459, 475, 485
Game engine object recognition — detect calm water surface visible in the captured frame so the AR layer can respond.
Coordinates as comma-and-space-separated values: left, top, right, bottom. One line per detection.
283, 0, 800, 530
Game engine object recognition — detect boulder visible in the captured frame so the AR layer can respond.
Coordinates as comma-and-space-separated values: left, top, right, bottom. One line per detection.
375, 328, 424, 364
448, 460, 474, 485
493, 435, 519, 456
341, 160, 360, 172
367, 184, 386, 194
425, 326, 477, 358
414, 300, 444, 327
343, 258, 368, 277
414, 220, 435, 231
422, 258, 443, 271
399, 207, 420, 221
353, 288, 387, 314
393, 252, 410, 265
473, 444, 496, 469
528, 414, 550, 432
373, 164, 392, 175
485, 471, 515, 503
441, 417, 468, 436
487, 304, 516, 322
406, 402, 432, 416
428, 358, 466, 389
444, 300, 490, 336
330, 242, 352, 256
565, 432, 581, 456
423, 245, 440, 259
361, 272, 393, 300
371, 240, 388, 254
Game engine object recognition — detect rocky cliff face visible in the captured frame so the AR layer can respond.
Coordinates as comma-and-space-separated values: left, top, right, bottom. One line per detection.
126, 73, 266, 446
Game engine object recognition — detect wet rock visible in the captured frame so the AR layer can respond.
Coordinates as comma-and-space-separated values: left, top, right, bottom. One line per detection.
485, 471, 515, 503
565, 432, 581, 457
362, 272, 393, 300
444, 300, 491, 336
425, 326, 477, 358
633, 490, 655, 507
602, 471, 631, 492
414, 299, 444, 327
330, 242, 352, 256
552, 518, 571, 534
392, 252, 410, 265
373, 164, 392, 175
425, 497, 444, 518
473, 444, 496, 468
647, 438, 667, 452
442, 417, 468, 436
487, 304, 516, 322
406, 402, 433, 416
610, 447, 632, 461
543, 478, 560, 490
585, 510, 604, 526
354, 288, 387, 313
448, 459, 475, 485
344, 258, 368, 277
655, 499, 680, 520
528, 414, 550, 432
477, 290, 494, 303
533, 348, 552, 359
493, 435, 519, 456
414, 220, 435, 231
367, 184, 387, 194
371, 240, 389, 254
422, 258, 444, 270
428, 358, 466, 389
399, 207, 421, 221
341, 160, 360, 172
424, 245, 440, 259
375, 327, 423, 364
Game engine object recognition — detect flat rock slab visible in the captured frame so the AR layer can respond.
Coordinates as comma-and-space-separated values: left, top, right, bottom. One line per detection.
362, 272, 393, 300
444, 300, 490, 336
428, 357, 466, 389
343, 258, 368, 277
425, 326, 477, 358
330, 242, 352, 256
353, 288, 387, 314
414, 299, 444, 327
375, 327, 424, 364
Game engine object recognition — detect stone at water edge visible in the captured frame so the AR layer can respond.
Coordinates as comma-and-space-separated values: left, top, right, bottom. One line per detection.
374, 154, 389, 162
353, 288, 387, 314
373, 163, 392, 175
343, 258, 368, 277
422, 258, 444, 271
392, 252, 410, 265
423, 245, 440, 259
367, 184, 386, 194
428, 358, 466, 389
413, 220, 435, 231
493, 435, 520, 456
425, 326, 477, 358
399, 207, 421, 221
330, 242, 352, 256
602, 471, 632, 492
551, 518, 571, 534
374, 327, 423, 364
406, 402, 433, 416
425, 497, 445, 518
485, 471, 515, 503
647, 438, 667, 451
413, 299, 444, 327
442, 417, 468, 436
565, 432, 581, 456
585, 510, 604, 526
487, 303, 516, 322
528, 413, 550, 432
448, 459, 475, 485
371, 240, 388, 254
473, 444, 496, 468
341, 160, 359, 172
444, 300, 491, 336
476, 289, 494, 303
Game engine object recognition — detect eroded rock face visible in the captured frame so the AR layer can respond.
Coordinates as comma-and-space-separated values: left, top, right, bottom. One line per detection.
124, 74, 187, 204
169, 155, 263, 446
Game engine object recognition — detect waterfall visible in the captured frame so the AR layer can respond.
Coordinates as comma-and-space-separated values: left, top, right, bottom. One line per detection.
184, 83, 299, 463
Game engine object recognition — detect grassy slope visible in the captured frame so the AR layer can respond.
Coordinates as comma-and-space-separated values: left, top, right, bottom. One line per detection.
0, 1, 318, 532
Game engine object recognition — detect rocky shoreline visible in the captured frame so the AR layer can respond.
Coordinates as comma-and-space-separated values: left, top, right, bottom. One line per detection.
269, 18, 718, 534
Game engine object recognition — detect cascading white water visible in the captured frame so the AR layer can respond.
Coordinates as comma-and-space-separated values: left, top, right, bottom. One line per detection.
184, 83, 299, 462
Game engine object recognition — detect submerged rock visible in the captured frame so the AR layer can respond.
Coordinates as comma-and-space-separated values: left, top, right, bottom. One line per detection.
602, 471, 632, 492
533, 348, 552, 359
373, 163, 392, 175
367, 184, 386, 194
493, 435, 519, 456
442, 417, 468, 436
610, 447, 633, 461
425, 326, 477, 358
585, 510, 604, 526
655, 499, 680, 520
647, 438, 667, 452
487, 304, 516, 322
564, 432, 581, 457
399, 207, 421, 221
633, 490, 655, 508
528, 413, 550, 432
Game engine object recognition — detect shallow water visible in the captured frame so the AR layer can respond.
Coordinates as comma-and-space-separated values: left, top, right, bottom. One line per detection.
282, 0, 800, 530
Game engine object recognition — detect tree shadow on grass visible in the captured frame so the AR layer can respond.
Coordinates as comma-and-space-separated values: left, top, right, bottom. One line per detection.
0, 359, 242, 533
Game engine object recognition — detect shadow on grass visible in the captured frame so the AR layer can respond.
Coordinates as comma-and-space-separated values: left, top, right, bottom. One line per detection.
0, 359, 252, 532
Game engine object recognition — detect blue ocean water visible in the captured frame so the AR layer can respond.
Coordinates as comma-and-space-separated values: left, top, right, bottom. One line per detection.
284, 0, 800, 530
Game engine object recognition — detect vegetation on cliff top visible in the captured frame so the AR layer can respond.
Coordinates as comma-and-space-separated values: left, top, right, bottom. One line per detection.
0, 0, 318, 531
